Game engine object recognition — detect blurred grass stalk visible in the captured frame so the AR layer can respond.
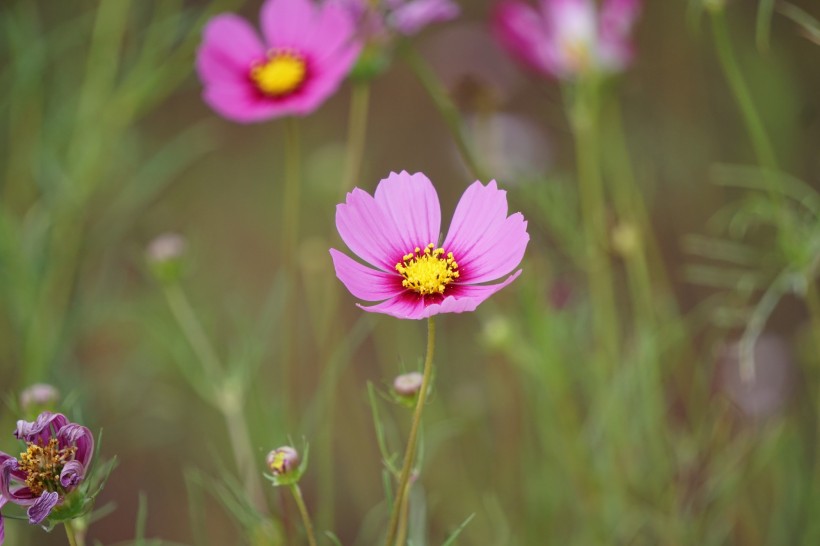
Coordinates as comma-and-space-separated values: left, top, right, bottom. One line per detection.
0, 0, 241, 386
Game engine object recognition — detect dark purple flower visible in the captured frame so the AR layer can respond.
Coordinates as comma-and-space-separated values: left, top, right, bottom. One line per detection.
0, 412, 93, 542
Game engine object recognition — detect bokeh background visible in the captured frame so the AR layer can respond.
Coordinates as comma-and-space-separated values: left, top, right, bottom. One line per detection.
2, 0, 820, 544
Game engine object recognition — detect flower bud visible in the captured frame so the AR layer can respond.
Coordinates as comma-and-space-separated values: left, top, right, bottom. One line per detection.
266, 446, 300, 477
19, 383, 59, 412
393, 372, 424, 397
146, 233, 187, 283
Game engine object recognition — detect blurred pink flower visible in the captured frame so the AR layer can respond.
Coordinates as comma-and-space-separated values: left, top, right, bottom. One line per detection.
342, 0, 459, 39
196, 0, 362, 123
492, 0, 640, 79
330, 171, 528, 319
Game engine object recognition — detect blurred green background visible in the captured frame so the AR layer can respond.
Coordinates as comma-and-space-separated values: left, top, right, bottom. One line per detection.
1, 0, 820, 544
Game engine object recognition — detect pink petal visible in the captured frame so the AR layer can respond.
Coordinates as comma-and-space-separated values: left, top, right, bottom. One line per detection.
357, 294, 427, 320
491, 1, 553, 76
260, 0, 316, 49
456, 213, 528, 284
202, 82, 283, 123
0, 496, 5, 545
336, 188, 406, 271
306, 1, 361, 64
442, 180, 508, 259
388, 0, 460, 35
374, 172, 442, 252
330, 249, 403, 301
282, 42, 361, 116
419, 269, 523, 317
196, 15, 265, 86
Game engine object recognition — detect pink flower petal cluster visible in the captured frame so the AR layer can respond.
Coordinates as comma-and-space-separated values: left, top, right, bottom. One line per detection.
330, 171, 528, 320
492, 0, 641, 79
196, 0, 362, 123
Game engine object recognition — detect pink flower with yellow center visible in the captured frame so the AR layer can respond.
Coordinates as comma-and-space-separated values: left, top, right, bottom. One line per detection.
196, 0, 362, 123
330, 171, 528, 319
492, 0, 641, 80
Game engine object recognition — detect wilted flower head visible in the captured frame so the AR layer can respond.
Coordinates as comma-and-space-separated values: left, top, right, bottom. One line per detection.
196, 0, 362, 122
393, 371, 424, 397
0, 412, 93, 542
492, 0, 641, 79
330, 171, 528, 319
19, 384, 60, 413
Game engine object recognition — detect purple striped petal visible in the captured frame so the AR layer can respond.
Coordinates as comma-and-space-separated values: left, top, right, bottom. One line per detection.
27, 491, 58, 525
373, 171, 442, 252
330, 249, 403, 301
60, 461, 85, 490
57, 424, 94, 468
0, 496, 6, 545
14, 412, 67, 444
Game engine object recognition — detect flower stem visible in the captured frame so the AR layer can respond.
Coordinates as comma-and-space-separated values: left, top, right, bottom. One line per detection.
64, 522, 80, 546
290, 484, 318, 546
709, 9, 778, 171
568, 80, 620, 361
394, 482, 413, 546
340, 81, 370, 197
162, 282, 267, 512
281, 117, 302, 426
384, 317, 436, 546
401, 46, 488, 181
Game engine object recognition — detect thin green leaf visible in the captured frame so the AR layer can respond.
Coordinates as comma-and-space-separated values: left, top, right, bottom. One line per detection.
441, 513, 476, 546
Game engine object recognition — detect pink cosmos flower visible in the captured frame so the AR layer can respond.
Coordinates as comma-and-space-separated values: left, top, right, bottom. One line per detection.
196, 0, 362, 123
330, 171, 528, 319
492, 0, 641, 79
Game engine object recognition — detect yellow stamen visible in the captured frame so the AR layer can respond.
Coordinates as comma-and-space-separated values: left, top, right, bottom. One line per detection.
395, 243, 460, 296
250, 51, 307, 97
18, 438, 76, 496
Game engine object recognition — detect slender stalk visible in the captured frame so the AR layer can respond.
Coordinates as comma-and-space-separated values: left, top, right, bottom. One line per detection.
162, 283, 267, 512
709, 9, 778, 171
64, 522, 80, 546
163, 283, 222, 382
281, 118, 302, 263
280, 117, 302, 426
340, 82, 371, 196
394, 482, 413, 546
290, 484, 318, 546
401, 46, 488, 181
568, 81, 620, 361
384, 317, 436, 546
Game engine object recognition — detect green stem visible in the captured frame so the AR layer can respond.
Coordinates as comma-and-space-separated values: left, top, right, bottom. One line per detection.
401, 46, 488, 181
340, 82, 371, 196
290, 484, 318, 546
569, 81, 619, 361
394, 483, 413, 546
163, 283, 223, 382
64, 522, 80, 546
384, 317, 436, 546
281, 117, 302, 426
710, 9, 778, 171
162, 283, 267, 512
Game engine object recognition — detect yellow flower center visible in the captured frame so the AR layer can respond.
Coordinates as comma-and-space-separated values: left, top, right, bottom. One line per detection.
395, 243, 460, 296
18, 438, 76, 496
270, 451, 288, 474
250, 51, 307, 97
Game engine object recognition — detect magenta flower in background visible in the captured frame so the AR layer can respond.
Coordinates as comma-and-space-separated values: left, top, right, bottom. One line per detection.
492, 0, 641, 79
342, 0, 459, 40
196, 0, 362, 123
330, 171, 528, 319
0, 412, 93, 542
